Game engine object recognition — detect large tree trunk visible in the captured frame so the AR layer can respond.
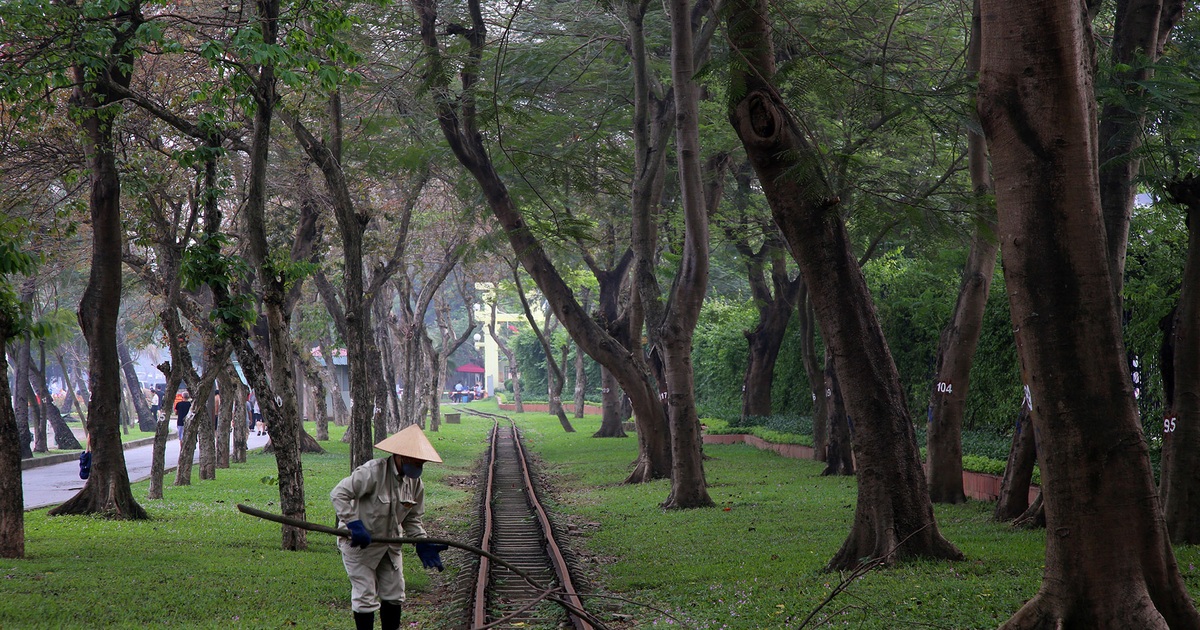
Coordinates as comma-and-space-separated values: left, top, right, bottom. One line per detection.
116, 323, 156, 432
727, 0, 959, 568
231, 0, 307, 550
1160, 178, 1200, 543
0, 322, 25, 558
49, 57, 147, 520
978, 1, 1199, 625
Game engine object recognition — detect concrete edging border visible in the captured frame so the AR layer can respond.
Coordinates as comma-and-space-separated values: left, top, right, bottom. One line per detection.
20, 435, 167, 471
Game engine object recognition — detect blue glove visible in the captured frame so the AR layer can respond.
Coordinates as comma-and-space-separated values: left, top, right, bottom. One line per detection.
415, 542, 448, 571
346, 520, 371, 548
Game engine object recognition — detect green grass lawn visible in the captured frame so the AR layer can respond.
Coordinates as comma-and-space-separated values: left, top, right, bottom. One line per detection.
5, 404, 1200, 629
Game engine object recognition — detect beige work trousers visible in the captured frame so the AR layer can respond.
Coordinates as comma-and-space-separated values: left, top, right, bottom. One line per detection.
339, 539, 406, 613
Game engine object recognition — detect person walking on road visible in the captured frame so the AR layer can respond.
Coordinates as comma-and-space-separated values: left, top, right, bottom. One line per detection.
330, 424, 448, 630
174, 392, 192, 441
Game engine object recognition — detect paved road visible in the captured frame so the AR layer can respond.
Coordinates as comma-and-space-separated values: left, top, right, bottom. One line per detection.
22, 431, 273, 510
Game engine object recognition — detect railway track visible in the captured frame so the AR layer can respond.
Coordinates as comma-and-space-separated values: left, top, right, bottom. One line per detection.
454, 408, 598, 629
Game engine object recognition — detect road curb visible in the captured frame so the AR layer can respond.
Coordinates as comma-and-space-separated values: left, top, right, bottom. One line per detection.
20, 435, 170, 471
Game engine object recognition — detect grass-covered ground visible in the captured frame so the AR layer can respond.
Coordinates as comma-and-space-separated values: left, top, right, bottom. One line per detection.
5, 402, 1200, 628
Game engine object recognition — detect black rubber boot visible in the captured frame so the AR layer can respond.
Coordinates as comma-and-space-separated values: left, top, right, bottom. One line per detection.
379, 602, 402, 630
353, 611, 374, 630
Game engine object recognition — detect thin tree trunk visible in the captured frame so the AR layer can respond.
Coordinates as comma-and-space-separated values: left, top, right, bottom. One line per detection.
24, 354, 83, 450
13, 335, 35, 457
994, 402, 1037, 522
116, 323, 156, 432
979, 0, 1198, 624
821, 352, 854, 476
798, 287, 827, 462
1098, 0, 1185, 298
317, 335, 349, 427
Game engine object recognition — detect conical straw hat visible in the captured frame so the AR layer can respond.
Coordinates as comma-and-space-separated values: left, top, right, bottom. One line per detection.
375, 424, 443, 463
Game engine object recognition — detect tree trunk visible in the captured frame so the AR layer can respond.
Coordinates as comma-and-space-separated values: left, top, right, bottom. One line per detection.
413, 0, 669, 484
24, 353, 83, 450
927, 24, 998, 502
12, 334, 34, 458
739, 274, 799, 421
925, 227, 997, 503
147, 368, 182, 501
798, 287, 827, 462
28, 377, 46, 453
228, 376, 249, 464
573, 340, 586, 418
216, 377, 231, 469
1160, 178, 1200, 543
1098, 0, 1185, 298
821, 353, 854, 476
317, 335, 349, 427
514, 270, 574, 432
0, 321, 25, 558
49, 58, 147, 520
116, 324, 156, 432
728, 0, 958, 568
994, 402, 1037, 522
979, 1, 1199, 624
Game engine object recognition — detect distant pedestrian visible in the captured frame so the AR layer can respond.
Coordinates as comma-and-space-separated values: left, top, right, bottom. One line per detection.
174, 392, 192, 441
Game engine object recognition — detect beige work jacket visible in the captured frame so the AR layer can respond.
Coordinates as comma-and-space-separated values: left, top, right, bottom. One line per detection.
330, 456, 427, 543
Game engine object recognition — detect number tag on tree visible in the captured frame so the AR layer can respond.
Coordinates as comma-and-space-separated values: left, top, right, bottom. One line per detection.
936, 381, 953, 394
1165, 416, 1177, 434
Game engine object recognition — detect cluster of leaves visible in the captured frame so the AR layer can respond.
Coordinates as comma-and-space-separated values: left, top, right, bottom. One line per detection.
0, 222, 39, 339
179, 231, 256, 338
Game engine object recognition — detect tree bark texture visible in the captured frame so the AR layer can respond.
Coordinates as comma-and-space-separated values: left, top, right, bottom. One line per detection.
0, 325, 25, 557
49, 49, 146, 519
979, 1, 1199, 625
1160, 179, 1200, 544
728, 0, 958, 568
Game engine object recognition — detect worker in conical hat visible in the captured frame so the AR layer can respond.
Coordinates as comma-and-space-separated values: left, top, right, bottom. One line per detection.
330, 424, 448, 630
